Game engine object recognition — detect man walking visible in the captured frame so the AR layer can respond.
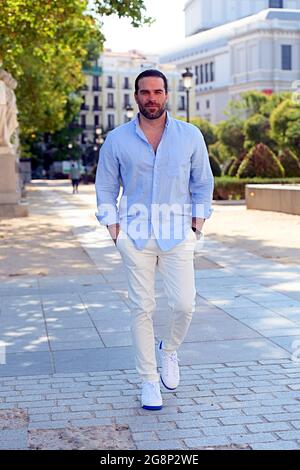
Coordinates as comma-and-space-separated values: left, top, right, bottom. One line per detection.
96, 70, 213, 410
69, 161, 81, 194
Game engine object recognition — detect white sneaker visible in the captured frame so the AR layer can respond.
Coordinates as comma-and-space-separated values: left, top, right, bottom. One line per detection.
158, 341, 180, 390
141, 381, 163, 410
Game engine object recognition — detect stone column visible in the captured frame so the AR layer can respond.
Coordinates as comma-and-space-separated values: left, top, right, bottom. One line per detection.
0, 147, 28, 217
0, 68, 28, 218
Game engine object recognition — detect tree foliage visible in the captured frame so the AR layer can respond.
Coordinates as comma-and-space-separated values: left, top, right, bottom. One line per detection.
189, 117, 217, 146
270, 99, 300, 155
243, 113, 273, 150
217, 118, 245, 157
93, 0, 153, 27
0, 0, 150, 139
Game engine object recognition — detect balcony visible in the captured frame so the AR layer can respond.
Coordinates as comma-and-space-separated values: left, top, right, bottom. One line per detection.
80, 104, 89, 111
177, 85, 185, 92
83, 65, 102, 76
92, 85, 102, 92
106, 103, 115, 109
93, 105, 102, 111
123, 84, 132, 90
177, 106, 186, 111
106, 82, 115, 89
123, 103, 132, 109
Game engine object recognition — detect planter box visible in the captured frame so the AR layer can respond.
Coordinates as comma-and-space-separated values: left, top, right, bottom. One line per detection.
246, 184, 300, 215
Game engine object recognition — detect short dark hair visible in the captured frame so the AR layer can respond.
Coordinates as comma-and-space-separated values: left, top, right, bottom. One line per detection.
135, 69, 168, 94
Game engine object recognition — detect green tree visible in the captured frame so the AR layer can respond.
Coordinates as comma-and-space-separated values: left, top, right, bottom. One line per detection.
270, 99, 300, 155
243, 114, 274, 150
0, 0, 150, 139
216, 118, 245, 157
189, 117, 217, 146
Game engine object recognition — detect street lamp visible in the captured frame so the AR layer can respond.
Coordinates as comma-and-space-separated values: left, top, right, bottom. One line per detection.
125, 104, 134, 121
182, 67, 193, 123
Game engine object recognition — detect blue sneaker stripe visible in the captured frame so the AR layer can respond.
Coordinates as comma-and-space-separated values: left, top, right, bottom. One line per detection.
142, 404, 162, 410
160, 375, 177, 391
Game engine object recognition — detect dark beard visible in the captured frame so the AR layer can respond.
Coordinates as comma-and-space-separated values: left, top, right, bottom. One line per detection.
138, 104, 166, 120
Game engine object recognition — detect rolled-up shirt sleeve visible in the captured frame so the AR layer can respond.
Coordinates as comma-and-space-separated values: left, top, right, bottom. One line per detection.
95, 134, 121, 226
189, 129, 214, 219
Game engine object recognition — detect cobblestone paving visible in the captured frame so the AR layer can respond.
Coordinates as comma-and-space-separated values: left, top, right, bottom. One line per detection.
1, 360, 300, 450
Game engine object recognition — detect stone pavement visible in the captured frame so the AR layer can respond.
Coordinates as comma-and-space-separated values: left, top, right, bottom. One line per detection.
0, 181, 300, 450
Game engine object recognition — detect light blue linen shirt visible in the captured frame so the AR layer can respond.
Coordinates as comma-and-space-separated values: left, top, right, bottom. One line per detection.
95, 112, 214, 251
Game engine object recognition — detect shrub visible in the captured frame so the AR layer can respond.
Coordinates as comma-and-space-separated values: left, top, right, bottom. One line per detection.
213, 176, 300, 200
209, 155, 222, 177
278, 149, 300, 177
237, 143, 284, 178
228, 152, 246, 177
209, 141, 230, 163
222, 156, 236, 176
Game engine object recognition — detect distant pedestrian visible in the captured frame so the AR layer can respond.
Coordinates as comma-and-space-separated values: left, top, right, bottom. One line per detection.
69, 162, 81, 194
95, 69, 214, 411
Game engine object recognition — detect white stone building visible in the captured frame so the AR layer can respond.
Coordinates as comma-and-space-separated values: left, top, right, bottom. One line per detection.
161, 3, 300, 123
79, 50, 187, 146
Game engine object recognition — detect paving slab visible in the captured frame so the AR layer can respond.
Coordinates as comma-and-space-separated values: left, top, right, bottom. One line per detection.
1, 182, 300, 449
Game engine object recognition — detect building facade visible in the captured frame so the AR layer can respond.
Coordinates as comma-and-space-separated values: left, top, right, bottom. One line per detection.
161, 8, 300, 123
185, 0, 300, 36
79, 50, 188, 147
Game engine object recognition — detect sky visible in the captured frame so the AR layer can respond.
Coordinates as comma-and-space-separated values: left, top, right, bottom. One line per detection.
99, 0, 186, 54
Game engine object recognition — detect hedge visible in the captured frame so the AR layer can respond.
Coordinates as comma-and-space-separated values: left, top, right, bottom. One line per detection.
213, 176, 300, 200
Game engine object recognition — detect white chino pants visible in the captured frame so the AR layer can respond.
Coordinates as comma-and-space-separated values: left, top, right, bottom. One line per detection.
116, 229, 197, 383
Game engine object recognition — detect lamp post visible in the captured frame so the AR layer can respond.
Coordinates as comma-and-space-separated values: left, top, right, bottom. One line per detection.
67, 142, 73, 160
182, 68, 193, 123
125, 104, 134, 121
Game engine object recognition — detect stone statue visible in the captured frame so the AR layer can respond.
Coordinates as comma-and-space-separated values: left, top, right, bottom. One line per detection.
0, 69, 19, 148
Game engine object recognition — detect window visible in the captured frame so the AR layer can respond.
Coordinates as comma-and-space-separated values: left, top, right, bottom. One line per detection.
179, 95, 185, 110
108, 114, 115, 129
200, 65, 204, 84
195, 66, 199, 85
196, 102, 200, 111
210, 62, 214, 82
107, 76, 114, 88
206, 100, 210, 109
282, 45, 292, 70
94, 115, 99, 127
124, 77, 130, 89
124, 94, 130, 107
205, 64, 209, 83
94, 96, 99, 108
81, 115, 86, 128
81, 133, 87, 144
269, 0, 283, 8
107, 93, 114, 107
93, 76, 100, 90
